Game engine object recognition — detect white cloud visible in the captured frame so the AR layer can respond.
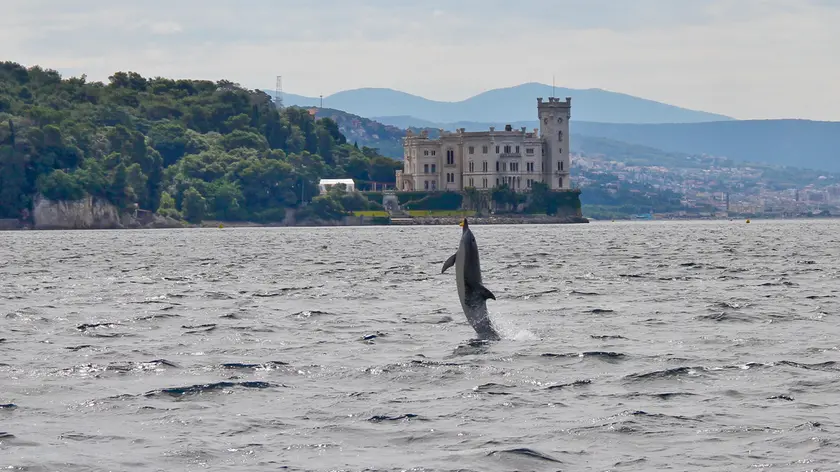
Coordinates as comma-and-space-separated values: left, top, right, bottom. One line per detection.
148, 21, 183, 35
0, 0, 838, 120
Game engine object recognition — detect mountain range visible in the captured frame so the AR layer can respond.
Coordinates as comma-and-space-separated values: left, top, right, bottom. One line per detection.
271, 83, 840, 172
274, 82, 733, 125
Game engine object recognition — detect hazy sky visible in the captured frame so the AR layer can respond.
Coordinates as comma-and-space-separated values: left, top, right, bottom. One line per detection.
3, 0, 839, 121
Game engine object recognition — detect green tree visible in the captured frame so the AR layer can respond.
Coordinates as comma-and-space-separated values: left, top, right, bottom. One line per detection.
0, 144, 29, 217
157, 191, 181, 219
107, 163, 135, 209
182, 187, 206, 223
36, 170, 85, 201
207, 181, 244, 220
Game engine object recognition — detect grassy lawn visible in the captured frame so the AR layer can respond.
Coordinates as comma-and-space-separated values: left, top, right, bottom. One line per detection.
407, 210, 476, 217
352, 211, 390, 217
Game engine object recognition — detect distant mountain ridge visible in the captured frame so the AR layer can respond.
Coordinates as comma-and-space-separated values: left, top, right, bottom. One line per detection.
271, 82, 733, 125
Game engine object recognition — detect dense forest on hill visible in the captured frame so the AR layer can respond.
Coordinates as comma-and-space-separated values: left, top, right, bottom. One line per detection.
0, 62, 400, 222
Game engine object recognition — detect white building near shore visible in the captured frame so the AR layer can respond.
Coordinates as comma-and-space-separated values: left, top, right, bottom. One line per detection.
396, 97, 572, 192
318, 178, 356, 194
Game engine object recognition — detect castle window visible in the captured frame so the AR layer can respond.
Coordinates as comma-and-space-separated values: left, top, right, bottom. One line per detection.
526, 148, 534, 155
424, 180, 429, 190
431, 164, 436, 173
469, 177, 474, 187
495, 145, 500, 153
431, 150, 436, 156
515, 145, 520, 154
468, 161, 474, 172
502, 162, 507, 172
424, 164, 429, 173
424, 150, 429, 156
557, 162, 561, 171
496, 162, 500, 172
496, 178, 500, 187
482, 161, 488, 172
482, 145, 488, 154
504, 145, 511, 153
559, 177, 563, 188
431, 181, 436, 190
469, 146, 475, 154
482, 178, 487, 188
561, 161, 564, 171
558, 131, 563, 142
446, 149, 455, 165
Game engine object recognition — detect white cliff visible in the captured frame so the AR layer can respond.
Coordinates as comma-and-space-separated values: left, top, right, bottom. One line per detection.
32, 195, 182, 230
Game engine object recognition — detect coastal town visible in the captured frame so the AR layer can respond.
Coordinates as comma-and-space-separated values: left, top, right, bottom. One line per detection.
572, 149, 840, 219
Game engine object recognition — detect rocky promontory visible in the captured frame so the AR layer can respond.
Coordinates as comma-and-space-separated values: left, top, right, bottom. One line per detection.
29, 195, 183, 230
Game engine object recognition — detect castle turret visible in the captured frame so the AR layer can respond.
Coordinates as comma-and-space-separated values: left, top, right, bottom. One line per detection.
537, 96, 571, 189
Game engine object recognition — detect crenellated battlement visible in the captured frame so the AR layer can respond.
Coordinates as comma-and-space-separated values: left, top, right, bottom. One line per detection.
537, 96, 572, 108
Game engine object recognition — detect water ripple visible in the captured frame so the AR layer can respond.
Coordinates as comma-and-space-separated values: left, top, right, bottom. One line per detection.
1, 220, 839, 470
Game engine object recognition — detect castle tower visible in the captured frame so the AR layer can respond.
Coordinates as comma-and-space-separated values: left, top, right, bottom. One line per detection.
537, 96, 571, 189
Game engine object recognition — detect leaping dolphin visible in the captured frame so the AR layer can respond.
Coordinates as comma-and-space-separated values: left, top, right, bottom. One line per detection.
441, 218, 500, 340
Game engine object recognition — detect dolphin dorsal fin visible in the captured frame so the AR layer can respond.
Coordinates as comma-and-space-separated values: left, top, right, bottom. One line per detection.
477, 283, 496, 301
467, 281, 495, 301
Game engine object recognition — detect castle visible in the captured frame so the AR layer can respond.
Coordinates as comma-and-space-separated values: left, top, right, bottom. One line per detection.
395, 97, 571, 192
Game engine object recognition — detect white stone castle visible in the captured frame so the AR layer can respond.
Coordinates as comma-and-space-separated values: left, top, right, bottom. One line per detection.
395, 97, 571, 192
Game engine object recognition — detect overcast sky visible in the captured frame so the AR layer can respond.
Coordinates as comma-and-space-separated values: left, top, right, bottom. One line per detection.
3, 0, 838, 121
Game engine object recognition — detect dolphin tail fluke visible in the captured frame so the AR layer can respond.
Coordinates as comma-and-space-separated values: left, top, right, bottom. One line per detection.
476, 283, 496, 301
441, 253, 457, 273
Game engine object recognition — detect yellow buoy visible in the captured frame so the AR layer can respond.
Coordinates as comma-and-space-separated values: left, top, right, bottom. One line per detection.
219, 223, 224, 228
745, 219, 750, 224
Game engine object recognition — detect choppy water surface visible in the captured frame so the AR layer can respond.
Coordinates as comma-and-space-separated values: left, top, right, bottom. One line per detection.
2, 220, 840, 471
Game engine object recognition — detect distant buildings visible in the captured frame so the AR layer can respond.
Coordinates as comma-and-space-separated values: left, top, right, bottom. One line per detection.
396, 97, 572, 192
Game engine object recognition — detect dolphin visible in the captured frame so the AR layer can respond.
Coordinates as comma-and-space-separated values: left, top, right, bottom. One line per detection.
441, 218, 500, 340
